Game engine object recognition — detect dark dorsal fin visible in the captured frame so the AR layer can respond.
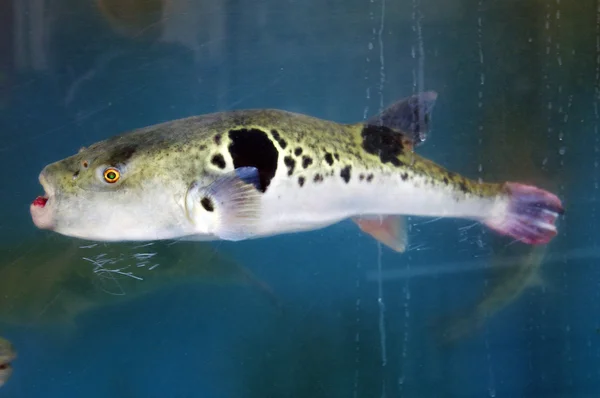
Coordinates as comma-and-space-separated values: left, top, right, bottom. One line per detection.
365, 91, 437, 147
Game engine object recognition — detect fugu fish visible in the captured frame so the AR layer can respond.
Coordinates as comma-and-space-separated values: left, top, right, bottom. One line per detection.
30, 91, 564, 249
0, 337, 15, 388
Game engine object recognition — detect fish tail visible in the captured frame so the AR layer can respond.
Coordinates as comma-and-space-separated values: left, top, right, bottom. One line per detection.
484, 182, 564, 245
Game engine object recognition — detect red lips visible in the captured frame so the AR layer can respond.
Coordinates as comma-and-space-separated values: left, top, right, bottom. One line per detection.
32, 196, 48, 208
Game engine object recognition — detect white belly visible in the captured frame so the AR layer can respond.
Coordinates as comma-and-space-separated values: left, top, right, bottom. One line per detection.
253, 170, 503, 238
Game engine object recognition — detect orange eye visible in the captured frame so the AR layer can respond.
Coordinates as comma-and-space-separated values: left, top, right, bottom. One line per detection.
103, 168, 120, 183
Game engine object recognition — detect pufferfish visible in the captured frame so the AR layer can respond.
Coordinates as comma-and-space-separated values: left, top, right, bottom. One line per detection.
0, 337, 16, 388
30, 91, 564, 250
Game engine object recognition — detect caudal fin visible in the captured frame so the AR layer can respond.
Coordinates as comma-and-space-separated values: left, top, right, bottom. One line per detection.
485, 183, 564, 245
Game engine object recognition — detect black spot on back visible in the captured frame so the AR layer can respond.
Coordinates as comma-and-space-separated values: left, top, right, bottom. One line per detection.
334, 153, 340, 161
294, 147, 303, 156
107, 145, 137, 166
284, 156, 296, 176
298, 176, 305, 187
201, 197, 214, 212
459, 180, 469, 193
211, 154, 226, 169
361, 125, 404, 166
359, 173, 364, 181
324, 153, 334, 166
302, 156, 313, 169
228, 129, 278, 193
314, 174, 324, 183
271, 129, 287, 149
401, 172, 408, 181
391, 157, 404, 167
214, 134, 222, 145
366, 174, 374, 182
340, 165, 352, 183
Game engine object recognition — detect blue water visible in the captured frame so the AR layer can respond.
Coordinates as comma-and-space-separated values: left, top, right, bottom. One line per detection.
1, 0, 598, 397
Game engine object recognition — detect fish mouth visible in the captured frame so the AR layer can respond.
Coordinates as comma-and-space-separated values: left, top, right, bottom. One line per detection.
32, 195, 49, 208
0, 360, 13, 387
32, 172, 53, 207
30, 172, 55, 230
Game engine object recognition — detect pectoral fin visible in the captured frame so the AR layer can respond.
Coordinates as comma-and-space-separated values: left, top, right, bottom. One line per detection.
353, 215, 409, 253
185, 167, 263, 241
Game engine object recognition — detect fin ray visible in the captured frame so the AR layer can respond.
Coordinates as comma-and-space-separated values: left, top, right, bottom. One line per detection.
353, 215, 408, 253
186, 167, 263, 241
485, 182, 564, 245
365, 91, 437, 146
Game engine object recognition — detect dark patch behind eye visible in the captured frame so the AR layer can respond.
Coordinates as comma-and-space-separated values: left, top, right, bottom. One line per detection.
228, 129, 278, 193
107, 144, 138, 166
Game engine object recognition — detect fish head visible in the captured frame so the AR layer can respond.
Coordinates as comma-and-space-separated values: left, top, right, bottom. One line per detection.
30, 137, 190, 241
0, 337, 15, 388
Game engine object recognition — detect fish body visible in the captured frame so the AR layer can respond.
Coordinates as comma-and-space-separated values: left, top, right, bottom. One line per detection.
0, 337, 15, 388
31, 92, 563, 247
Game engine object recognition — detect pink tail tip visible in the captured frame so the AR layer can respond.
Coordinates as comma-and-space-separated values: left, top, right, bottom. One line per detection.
485, 182, 564, 245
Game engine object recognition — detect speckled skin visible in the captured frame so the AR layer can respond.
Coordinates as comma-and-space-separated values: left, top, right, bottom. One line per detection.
35, 108, 509, 242
0, 337, 15, 388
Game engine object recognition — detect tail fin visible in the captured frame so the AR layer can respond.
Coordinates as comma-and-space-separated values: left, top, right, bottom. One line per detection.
485, 183, 564, 245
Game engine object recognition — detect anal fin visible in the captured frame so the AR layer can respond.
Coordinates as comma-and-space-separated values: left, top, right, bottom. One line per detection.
352, 215, 408, 253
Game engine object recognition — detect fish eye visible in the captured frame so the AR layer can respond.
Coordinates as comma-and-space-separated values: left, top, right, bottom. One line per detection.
103, 167, 120, 183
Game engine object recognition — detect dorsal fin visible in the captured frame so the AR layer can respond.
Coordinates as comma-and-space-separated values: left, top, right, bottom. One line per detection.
364, 91, 437, 147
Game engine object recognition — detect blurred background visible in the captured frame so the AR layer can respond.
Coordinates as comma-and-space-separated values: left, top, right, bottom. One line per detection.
0, 0, 597, 396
